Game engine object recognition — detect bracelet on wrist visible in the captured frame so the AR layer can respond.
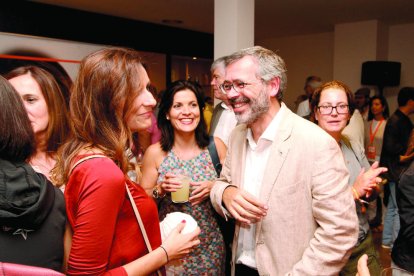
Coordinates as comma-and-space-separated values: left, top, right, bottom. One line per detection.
152, 185, 166, 199
352, 187, 360, 200
159, 245, 169, 263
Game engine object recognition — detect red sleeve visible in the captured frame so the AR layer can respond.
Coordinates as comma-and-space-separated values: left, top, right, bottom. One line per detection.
65, 157, 128, 276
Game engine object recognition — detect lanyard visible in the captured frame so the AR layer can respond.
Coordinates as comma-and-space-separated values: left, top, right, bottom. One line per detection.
369, 119, 384, 145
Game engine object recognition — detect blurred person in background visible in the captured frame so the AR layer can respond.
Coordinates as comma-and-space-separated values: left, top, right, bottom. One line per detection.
5, 66, 70, 189
296, 75, 321, 119
380, 87, 414, 250
364, 95, 390, 233
0, 75, 67, 272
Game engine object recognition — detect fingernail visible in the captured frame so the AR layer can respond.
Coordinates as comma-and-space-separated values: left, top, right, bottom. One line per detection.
182, 219, 186, 223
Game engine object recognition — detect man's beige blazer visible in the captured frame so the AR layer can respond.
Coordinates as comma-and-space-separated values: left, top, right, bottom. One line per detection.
211, 106, 359, 276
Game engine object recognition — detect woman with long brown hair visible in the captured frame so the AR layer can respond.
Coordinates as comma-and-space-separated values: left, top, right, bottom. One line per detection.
6, 66, 70, 186
52, 47, 200, 275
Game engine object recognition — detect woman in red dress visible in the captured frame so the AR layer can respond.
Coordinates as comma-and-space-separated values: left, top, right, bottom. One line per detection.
52, 47, 200, 276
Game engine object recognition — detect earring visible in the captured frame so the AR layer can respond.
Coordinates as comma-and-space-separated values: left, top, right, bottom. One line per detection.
166, 115, 170, 120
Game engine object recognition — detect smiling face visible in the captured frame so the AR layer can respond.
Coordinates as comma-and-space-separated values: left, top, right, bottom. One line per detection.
126, 66, 157, 132
168, 89, 200, 134
8, 73, 49, 137
224, 56, 270, 125
315, 87, 351, 141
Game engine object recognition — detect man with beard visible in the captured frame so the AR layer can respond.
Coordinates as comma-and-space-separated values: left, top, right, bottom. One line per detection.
210, 46, 358, 275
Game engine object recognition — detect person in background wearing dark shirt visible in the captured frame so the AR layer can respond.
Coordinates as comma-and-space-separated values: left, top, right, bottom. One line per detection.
380, 87, 414, 249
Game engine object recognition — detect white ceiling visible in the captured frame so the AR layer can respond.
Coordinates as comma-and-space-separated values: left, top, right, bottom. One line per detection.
31, 0, 414, 40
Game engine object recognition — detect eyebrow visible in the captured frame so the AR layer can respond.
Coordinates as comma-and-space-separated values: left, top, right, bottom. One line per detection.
319, 101, 348, 105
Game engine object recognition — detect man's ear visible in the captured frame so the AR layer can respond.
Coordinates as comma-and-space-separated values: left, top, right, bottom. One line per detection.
268, 77, 281, 97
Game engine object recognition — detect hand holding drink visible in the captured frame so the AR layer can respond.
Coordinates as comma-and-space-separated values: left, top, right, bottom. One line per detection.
161, 169, 191, 203
171, 173, 191, 203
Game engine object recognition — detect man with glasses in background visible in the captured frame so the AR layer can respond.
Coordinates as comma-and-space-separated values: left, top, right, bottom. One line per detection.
209, 56, 238, 147
210, 46, 358, 275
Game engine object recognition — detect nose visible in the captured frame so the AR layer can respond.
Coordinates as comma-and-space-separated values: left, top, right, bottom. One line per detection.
144, 89, 157, 108
330, 106, 339, 116
182, 105, 191, 114
226, 85, 240, 100
210, 78, 215, 86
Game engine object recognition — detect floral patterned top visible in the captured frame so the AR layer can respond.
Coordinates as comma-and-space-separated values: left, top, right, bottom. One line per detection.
157, 149, 225, 275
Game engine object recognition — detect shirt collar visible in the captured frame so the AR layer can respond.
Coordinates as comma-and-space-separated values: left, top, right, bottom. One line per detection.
220, 101, 231, 110
246, 102, 287, 147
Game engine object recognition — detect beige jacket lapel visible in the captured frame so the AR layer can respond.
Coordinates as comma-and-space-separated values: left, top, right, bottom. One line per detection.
256, 108, 294, 238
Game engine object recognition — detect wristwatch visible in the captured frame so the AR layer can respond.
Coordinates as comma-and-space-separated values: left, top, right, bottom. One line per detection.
152, 186, 166, 199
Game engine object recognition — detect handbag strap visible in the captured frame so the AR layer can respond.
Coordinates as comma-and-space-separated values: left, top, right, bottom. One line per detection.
207, 136, 222, 177
125, 183, 153, 252
69, 154, 107, 175
125, 184, 163, 276
69, 154, 162, 275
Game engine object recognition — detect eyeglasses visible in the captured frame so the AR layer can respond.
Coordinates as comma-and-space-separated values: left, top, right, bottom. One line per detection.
317, 104, 349, 115
219, 80, 262, 94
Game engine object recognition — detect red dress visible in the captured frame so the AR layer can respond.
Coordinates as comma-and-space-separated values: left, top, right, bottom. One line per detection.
65, 155, 162, 275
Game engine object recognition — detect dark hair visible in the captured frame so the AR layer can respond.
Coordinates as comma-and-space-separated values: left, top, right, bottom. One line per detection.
368, 95, 390, 121
397, 87, 414, 107
5, 66, 70, 153
158, 80, 209, 152
310, 80, 355, 122
0, 75, 34, 161
53, 47, 145, 186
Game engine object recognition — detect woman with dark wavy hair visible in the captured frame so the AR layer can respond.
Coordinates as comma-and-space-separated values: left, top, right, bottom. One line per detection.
141, 80, 227, 275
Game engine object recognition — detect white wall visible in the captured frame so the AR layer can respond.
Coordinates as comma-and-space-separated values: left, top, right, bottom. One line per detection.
2, 21, 413, 112
258, 22, 414, 114
258, 32, 334, 110
333, 20, 380, 90
387, 23, 414, 113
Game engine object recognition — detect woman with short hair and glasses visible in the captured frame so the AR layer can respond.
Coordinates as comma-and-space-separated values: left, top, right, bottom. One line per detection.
310, 80, 387, 276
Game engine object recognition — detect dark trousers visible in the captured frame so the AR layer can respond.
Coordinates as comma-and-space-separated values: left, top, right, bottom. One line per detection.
340, 232, 381, 276
235, 264, 259, 276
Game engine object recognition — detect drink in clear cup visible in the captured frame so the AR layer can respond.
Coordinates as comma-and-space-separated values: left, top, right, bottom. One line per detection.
171, 174, 191, 203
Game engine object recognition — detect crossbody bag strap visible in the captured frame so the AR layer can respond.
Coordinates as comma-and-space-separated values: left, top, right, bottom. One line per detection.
207, 136, 222, 177
69, 155, 162, 275
125, 183, 163, 276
